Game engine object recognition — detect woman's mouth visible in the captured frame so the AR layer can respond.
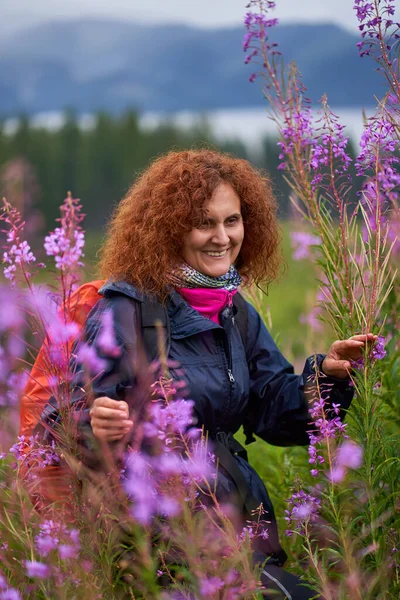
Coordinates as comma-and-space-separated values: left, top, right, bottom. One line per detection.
203, 249, 230, 257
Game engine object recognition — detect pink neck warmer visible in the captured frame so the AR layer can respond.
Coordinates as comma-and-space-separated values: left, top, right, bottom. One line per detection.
177, 287, 237, 324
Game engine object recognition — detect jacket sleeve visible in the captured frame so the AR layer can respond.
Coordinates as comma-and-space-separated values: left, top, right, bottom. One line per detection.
243, 302, 354, 447
70, 294, 140, 404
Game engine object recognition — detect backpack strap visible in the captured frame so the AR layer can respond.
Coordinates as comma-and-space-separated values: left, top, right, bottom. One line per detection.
232, 293, 248, 350
232, 293, 255, 446
139, 297, 171, 363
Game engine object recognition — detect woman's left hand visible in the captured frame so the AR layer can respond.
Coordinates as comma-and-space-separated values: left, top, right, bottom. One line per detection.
321, 333, 378, 379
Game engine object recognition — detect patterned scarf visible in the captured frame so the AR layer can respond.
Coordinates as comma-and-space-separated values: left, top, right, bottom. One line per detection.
171, 263, 242, 291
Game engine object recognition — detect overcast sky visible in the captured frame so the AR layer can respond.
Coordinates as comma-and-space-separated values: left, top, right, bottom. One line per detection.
2, 0, 367, 38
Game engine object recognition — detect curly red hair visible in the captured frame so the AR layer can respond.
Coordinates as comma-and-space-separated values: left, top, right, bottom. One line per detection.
98, 149, 282, 297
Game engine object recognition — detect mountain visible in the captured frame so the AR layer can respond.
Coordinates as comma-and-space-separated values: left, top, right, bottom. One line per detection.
0, 19, 385, 117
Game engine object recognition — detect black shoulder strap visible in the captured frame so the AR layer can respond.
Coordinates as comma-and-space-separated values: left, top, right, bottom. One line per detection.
139, 297, 171, 363
232, 292, 248, 350
232, 293, 256, 446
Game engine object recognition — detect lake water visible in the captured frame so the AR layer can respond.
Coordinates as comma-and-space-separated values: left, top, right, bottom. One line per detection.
4, 105, 375, 151
140, 106, 375, 150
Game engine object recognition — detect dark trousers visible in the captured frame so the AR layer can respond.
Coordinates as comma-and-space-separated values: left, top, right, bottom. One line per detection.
261, 564, 322, 600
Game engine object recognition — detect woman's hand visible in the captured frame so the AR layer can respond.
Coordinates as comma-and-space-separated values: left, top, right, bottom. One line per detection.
89, 397, 133, 443
321, 334, 378, 379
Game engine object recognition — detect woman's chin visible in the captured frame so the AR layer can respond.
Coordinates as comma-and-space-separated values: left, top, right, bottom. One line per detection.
200, 260, 231, 277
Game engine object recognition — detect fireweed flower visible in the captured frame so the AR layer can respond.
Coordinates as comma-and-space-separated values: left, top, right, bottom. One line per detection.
356, 114, 400, 250
329, 441, 363, 483
354, 0, 400, 58
356, 117, 399, 176
44, 194, 85, 274
24, 561, 51, 579
351, 335, 387, 369
124, 394, 214, 525
147, 399, 195, 438
0, 590, 22, 600
1, 200, 37, 286
35, 521, 80, 560
278, 108, 314, 171
306, 389, 348, 478
243, 1, 279, 82
9, 435, 60, 473
96, 310, 121, 358
290, 231, 321, 260
300, 306, 324, 333
199, 576, 225, 596
285, 490, 321, 536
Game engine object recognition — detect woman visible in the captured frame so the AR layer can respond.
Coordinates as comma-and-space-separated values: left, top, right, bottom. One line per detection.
31, 149, 375, 598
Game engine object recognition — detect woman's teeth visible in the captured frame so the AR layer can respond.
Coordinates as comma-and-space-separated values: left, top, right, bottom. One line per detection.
204, 250, 228, 257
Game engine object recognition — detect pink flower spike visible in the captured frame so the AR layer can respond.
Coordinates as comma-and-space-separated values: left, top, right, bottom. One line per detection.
24, 560, 51, 579
97, 310, 121, 357
336, 441, 363, 469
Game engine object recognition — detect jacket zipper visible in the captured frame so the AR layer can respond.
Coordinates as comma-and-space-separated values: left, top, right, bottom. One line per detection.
226, 292, 235, 383
228, 291, 235, 328
216, 299, 236, 429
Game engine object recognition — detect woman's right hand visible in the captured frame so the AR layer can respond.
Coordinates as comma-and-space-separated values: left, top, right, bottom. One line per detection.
89, 397, 133, 443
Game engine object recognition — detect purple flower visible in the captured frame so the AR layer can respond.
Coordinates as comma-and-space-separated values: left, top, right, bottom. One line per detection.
300, 306, 323, 332
336, 441, 363, 470
35, 534, 58, 557
329, 465, 346, 483
77, 343, 107, 375
199, 576, 225, 596
24, 560, 51, 579
148, 399, 195, 437
243, 1, 279, 74
371, 335, 386, 360
351, 335, 387, 370
58, 544, 79, 560
157, 495, 181, 517
0, 203, 37, 285
0, 590, 22, 600
97, 310, 121, 358
285, 490, 321, 535
290, 231, 321, 260
329, 441, 363, 483
354, 0, 400, 58
44, 194, 85, 273
35, 520, 80, 559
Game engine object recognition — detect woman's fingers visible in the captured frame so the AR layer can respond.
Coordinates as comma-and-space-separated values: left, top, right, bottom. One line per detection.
331, 336, 377, 359
348, 333, 378, 342
89, 397, 133, 442
91, 418, 133, 430
91, 420, 133, 442
93, 397, 129, 413
90, 406, 129, 420
92, 428, 127, 442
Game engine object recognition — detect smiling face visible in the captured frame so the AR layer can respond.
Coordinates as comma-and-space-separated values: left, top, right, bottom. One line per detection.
181, 182, 245, 277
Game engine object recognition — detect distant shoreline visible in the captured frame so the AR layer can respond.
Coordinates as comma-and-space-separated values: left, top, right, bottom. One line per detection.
4, 105, 376, 150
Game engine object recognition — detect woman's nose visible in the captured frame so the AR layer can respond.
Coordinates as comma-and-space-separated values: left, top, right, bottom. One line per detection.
211, 225, 230, 245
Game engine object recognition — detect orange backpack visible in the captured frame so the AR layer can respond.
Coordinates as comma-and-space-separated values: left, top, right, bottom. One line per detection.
19, 280, 105, 439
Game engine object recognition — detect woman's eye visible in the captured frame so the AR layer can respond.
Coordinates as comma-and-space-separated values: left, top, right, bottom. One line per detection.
227, 217, 239, 225
197, 221, 210, 230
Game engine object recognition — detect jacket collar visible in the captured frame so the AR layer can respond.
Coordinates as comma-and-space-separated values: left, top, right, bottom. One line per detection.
99, 279, 145, 302
99, 279, 221, 339
167, 288, 221, 339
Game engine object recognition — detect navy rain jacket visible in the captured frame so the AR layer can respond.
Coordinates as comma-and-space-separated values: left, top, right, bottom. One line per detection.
75, 280, 354, 563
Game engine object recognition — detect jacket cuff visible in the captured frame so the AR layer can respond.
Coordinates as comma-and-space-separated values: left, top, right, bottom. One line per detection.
305, 353, 352, 387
